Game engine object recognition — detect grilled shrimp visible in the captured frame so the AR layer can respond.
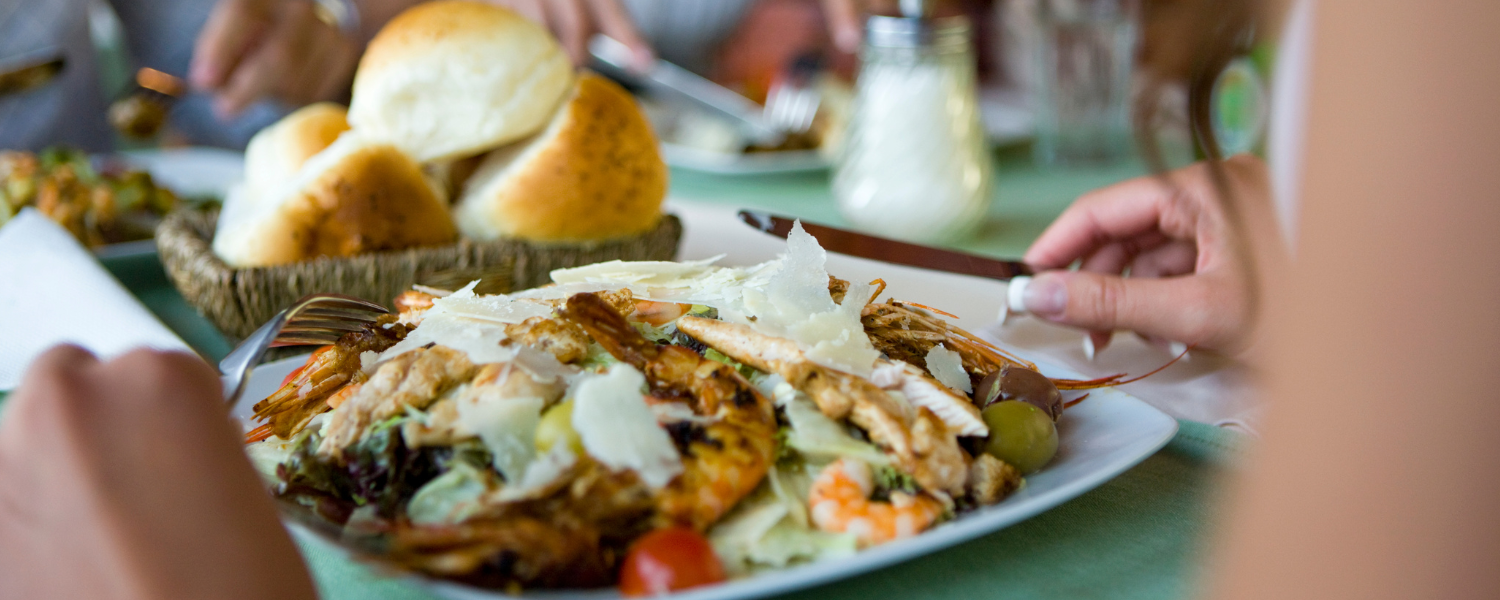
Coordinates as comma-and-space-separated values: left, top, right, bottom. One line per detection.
808, 458, 945, 547
248, 315, 409, 440
561, 293, 777, 532
318, 345, 478, 457
403, 361, 570, 449
675, 316, 969, 495
394, 288, 634, 364
869, 359, 987, 437
387, 458, 654, 588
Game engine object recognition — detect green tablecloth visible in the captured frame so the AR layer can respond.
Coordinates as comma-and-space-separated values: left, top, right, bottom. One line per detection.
82, 148, 1243, 599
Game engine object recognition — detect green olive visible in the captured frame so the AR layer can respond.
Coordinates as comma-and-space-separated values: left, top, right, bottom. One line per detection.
535, 400, 584, 455
981, 401, 1059, 474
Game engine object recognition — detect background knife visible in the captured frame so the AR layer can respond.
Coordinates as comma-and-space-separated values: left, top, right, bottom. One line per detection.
589, 35, 785, 146
738, 210, 1034, 281
0, 49, 64, 99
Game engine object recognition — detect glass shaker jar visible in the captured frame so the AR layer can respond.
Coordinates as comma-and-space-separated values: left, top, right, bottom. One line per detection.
833, 15, 992, 244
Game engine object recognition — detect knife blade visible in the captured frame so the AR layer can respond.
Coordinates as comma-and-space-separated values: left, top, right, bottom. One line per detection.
0, 50, 65, 99
589, 35, 785, 146
738, 210, 1034, 281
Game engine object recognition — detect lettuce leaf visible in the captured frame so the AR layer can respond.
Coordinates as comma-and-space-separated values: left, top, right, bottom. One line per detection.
406, 461, 499, 525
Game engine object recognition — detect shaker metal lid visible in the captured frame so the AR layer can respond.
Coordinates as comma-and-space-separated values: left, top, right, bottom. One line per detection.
864, 15, 971, 48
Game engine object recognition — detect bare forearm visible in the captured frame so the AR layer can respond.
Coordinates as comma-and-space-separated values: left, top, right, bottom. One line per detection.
1206, 1, 1500, 598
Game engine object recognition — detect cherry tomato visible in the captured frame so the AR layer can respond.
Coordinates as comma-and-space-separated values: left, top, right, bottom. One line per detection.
619, 528, 726, 596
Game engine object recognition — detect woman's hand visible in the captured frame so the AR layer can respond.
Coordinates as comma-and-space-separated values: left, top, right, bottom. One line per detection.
1021, 155, 1277, 353
189, 0, 362, 117
0, 346, 316, 599
487, 0, 653, 69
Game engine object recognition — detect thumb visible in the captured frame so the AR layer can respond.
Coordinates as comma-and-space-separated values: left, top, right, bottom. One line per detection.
1021, 270, 1230, 348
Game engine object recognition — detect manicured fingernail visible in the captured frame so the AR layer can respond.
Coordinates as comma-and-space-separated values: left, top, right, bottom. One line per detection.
1023, 273, 1067, 318
1169, 341, 1189, 360
1082, 335, 1095, 361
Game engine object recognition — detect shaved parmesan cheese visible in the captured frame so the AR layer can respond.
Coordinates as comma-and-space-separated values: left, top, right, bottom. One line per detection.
790, 280, 880, 377
551, 256, 725, 286
497, 445, 578, 502
925, 344, 972, 394
571, 364, 683, 489
429, 281, 553, 325
761, 222, 837, 325
454, 389, 544, 482
511, 345, 576, 383
378, 281, 555, 365
377, 313, 518, 365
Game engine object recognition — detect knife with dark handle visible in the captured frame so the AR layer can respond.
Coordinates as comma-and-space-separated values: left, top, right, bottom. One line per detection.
738, 210, 1034, 281
0, 50, 64, 99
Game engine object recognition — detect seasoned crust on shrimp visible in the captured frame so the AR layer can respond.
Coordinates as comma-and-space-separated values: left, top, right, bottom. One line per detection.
389, 458, 654, 588
675, 316, 970, 495
394, 287, 631, 364
252, 315, 410, 438
403, 361, 570, 449
561, 292, 778, 531
503, 317, 590, 363
318, 346, 478, 457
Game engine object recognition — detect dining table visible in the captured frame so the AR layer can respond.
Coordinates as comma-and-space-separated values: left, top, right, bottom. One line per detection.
22, 143, 1250, 600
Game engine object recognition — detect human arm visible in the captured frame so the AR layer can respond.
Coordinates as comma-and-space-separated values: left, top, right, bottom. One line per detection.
0, 346, 317, 599
1205, 1, 1500, 598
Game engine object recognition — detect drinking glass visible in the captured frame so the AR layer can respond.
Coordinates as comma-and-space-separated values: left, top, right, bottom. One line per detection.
1031, 0, 1140, 167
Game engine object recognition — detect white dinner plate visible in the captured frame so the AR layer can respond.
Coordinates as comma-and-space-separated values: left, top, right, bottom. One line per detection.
90, 147, 246, 260
232, 212, 1177, 600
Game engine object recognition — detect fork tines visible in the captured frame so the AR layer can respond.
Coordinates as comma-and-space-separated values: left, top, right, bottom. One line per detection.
268, 295, 390, 348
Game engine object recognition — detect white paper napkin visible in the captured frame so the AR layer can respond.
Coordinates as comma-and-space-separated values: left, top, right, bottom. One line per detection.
0, 209, 190, 390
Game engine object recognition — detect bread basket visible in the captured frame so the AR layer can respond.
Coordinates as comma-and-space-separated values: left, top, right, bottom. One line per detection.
157, 207, 682, 341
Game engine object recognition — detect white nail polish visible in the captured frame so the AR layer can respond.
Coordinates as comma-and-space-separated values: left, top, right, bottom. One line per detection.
1169, 341, 1189, 360
1007, 276, 1032, 315
1082, 334, 1096, 361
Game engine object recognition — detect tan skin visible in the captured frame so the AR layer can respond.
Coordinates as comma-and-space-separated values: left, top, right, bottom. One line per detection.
1206, 1, 1500, 598
0, 347, 318, 599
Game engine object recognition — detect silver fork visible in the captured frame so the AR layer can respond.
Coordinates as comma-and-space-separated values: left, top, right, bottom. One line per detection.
219, 293, 390, 408
762, 55, 822, 136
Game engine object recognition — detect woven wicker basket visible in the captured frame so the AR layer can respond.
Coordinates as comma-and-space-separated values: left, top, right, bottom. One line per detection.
157, 208, 682, 341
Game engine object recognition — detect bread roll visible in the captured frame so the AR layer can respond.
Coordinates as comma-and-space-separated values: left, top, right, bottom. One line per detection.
213, 132, 457, 267
453, 73, 668, 242
348, 1, 574, 163
242, 102, 349, 192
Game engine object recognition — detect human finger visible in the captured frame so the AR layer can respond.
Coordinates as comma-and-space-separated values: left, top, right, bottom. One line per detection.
1129, 240, 1198, 279
190, 0, 272, 90
214, 1, 318, 116
585, 0, 654, 70
1024, 175, 1202, 270
1021, 269, 1242, 349
547, 0, 591, 65
821, 0, 863, 54
1078, 230, 1172, 276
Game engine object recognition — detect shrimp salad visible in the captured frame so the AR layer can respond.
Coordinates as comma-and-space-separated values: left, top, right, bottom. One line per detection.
243, 223, 1078, 592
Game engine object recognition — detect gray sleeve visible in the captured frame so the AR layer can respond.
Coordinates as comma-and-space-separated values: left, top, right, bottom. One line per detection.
0, 0, 113, 152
